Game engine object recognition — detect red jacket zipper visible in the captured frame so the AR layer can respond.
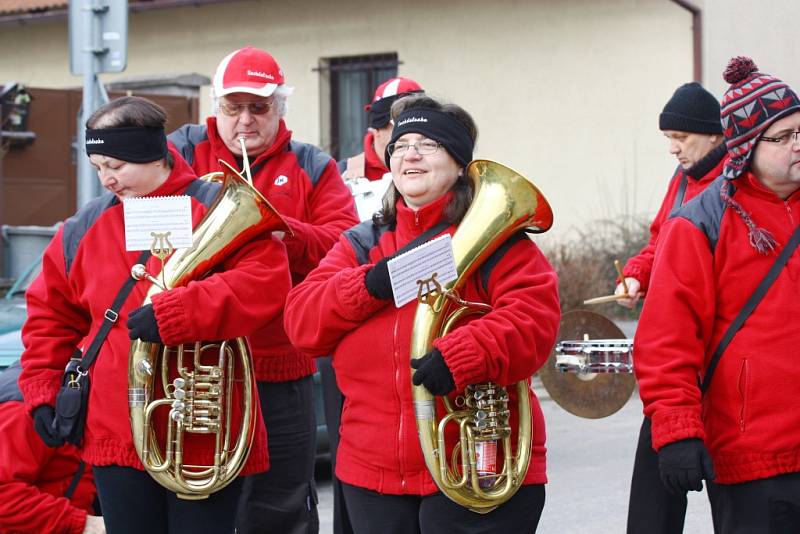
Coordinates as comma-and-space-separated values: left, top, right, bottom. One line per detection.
392, 310, 407, 489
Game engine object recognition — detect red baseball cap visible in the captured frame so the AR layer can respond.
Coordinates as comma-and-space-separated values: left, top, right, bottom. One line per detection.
364, 77, 423, 111
213, 46, 285, 98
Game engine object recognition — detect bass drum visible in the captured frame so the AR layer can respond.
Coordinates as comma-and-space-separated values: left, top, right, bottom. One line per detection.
539, 310, 635, 419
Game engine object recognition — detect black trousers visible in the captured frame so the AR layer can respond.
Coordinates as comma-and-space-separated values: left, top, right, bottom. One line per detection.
627, 416, 720, 534
342, 482, 545, 534
92, 465, 243, 534
715, 472, 800, 534
236, 377, 319, 534
318, 356, 354, 534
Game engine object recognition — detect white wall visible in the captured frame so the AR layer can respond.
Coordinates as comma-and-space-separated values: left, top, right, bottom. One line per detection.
698, 0, 800, 98
0, 0, 694, 239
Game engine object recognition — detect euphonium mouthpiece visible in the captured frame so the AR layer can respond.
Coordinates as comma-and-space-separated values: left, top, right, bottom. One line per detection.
131, 264, 165, 290
131, 264, 148, 280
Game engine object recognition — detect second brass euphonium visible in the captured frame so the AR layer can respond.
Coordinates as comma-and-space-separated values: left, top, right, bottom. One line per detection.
128, 162, 290, 499
410, 159, 553, 513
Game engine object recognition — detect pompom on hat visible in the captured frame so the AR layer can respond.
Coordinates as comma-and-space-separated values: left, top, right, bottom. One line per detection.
720, 56, 800, 179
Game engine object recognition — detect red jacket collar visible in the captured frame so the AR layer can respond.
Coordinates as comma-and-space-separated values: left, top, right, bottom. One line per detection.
395, 191, 454, 240
363, 131, 389, 180
144, 145, 197, 197
736, 170, 800, 204
204, 116, 293, 170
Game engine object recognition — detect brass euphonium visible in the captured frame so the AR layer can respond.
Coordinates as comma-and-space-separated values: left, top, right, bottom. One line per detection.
128, 160, 290, 500
410, 159, 553, 513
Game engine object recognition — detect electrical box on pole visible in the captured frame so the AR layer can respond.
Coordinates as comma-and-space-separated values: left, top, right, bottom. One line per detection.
69, 0, 128, 75
68, 0, 128, 207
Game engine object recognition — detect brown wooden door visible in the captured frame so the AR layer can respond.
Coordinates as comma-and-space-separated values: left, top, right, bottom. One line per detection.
1, 88, 198, 226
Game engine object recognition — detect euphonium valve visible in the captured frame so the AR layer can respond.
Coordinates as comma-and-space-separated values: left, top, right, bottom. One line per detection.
410, 159, 552, 513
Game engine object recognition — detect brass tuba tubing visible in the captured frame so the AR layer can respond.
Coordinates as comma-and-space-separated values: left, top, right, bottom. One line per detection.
410, 159, 552, 514
129, 164, 290, 499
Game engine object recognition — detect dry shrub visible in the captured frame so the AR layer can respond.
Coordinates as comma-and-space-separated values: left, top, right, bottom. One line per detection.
542, 215, 651, 320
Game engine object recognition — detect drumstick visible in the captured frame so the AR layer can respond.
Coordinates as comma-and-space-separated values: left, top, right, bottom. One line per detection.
583, 294, 628, 306
614, 260, 629, 295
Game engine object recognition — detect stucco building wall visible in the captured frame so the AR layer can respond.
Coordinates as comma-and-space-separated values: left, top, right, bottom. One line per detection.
0, 0, 694, 238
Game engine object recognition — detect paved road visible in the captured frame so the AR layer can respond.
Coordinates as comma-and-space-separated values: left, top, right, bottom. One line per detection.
314, 392, 715, 533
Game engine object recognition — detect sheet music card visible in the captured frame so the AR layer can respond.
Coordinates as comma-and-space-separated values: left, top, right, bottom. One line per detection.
387, 234, 458, 308
123, 196, 193, 251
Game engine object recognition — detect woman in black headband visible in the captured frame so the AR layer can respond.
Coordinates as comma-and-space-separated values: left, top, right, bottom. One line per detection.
84, 97, 173, 199
18, 96, 290, 533
285, 94, 559, 533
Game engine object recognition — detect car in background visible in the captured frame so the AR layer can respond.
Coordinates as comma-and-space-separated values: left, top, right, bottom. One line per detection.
0, 257, 39, 369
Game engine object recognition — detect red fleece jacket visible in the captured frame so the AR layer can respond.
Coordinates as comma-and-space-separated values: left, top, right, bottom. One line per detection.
284, 194, 561, 495
0, 402, 95, 534
172, 118, 359, 381
18, 149, 291, 473
635, 171, 800, 484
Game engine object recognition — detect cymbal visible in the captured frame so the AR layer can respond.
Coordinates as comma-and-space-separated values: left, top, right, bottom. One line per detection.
539, 310, 635, 419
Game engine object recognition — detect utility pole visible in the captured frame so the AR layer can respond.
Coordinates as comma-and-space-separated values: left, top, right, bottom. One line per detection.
69, 0, 127, 207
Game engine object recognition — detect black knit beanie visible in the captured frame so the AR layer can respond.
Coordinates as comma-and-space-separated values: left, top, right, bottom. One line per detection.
659, 82, 722, 134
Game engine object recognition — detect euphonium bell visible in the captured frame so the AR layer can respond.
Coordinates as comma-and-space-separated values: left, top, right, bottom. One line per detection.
128, 161, 290, 499
410, 159, 553, 513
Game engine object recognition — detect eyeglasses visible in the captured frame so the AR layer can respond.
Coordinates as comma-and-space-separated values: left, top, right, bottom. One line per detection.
218, 99, 273, 117
760, 130, 800, 146
387, 139, 441, 158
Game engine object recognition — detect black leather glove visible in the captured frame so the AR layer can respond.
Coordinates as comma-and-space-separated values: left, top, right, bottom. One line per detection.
411, 348, 456, 396
32, 405, 65, 448
127, 304, 162, 343
658, 438, 716, 494
364, 256, 393, 300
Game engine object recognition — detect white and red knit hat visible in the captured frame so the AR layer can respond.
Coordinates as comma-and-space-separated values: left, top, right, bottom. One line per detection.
213, 46, 285, 98
720, 56, 800, 179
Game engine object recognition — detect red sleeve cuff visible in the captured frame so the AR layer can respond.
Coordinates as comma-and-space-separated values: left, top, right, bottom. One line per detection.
650, 408, 705, 451
151, 289, 192, 345
281, 216, 307, 263
65, 509, 88, 534
336, 265, 387, 321
434, 334, 485, 392
622, 263, 651, 292
20, 379, 59, 414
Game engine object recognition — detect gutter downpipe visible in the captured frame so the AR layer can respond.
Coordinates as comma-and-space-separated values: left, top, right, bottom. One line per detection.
670, 0, 703, 83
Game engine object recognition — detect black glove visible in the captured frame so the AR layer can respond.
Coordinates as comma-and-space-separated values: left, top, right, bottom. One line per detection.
364, 256, 393, 300
411, 348, 456, 396
32, 405, 65, 448
658, 438, 716, 494
127, 304, 162, 343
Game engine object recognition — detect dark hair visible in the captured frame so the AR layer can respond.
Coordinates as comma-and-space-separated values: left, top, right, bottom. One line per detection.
86, 96, 173, 166
86, 96, 168, 129
375, 95, 479, 226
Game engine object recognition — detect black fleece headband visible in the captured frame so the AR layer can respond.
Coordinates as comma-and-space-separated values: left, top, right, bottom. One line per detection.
385, 108, 474, 168
367, 90, 423, 129
85, 127, 168, 163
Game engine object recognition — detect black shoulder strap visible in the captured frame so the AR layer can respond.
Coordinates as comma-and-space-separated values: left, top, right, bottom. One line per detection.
479, 231, 528, 292
672, 174, 689, 211
402, 222, 451, 254
63, 460, 85, 500
79, 249, 151, 371
701, 224, 800, 393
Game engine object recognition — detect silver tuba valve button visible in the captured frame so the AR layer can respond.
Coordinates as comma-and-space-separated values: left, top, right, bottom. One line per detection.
137, 359, 154, 376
